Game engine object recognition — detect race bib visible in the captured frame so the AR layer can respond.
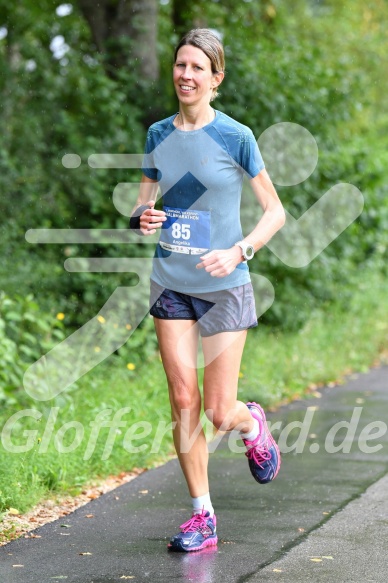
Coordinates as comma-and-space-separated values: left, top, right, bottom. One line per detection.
159, 207, 211, 254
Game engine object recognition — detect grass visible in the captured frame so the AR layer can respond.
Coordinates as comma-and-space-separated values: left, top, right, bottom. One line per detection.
0, 357, 174, 514
0, 268, 387, 520
239, 270, 388, 406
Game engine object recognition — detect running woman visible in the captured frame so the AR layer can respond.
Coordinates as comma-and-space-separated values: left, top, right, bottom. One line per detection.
130, 28, 285, 552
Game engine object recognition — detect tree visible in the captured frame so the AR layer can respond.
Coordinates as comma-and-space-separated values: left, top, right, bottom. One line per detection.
172, 0, 203, 39
77, 0, 159, 82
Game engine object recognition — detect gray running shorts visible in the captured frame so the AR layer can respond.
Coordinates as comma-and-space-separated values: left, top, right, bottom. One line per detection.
149, 279, 258, 337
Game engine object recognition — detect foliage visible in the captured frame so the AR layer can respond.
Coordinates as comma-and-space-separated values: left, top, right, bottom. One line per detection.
0, 0, 387, 349
212, 0, 388, 328
0, 291, 66, 403
240, 269, 388, 406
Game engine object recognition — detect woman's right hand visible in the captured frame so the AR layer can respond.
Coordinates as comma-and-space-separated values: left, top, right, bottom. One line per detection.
140, 201, 166, 235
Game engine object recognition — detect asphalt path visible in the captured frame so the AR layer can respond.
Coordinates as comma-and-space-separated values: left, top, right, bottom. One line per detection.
1, 365, 387, 583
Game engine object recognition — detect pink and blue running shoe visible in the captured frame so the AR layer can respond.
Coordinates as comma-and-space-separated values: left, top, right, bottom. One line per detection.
168, 510, 218, 552
243, 402, 281, 484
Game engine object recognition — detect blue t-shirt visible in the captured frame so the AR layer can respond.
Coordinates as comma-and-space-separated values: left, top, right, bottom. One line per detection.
142, 109, 265, 293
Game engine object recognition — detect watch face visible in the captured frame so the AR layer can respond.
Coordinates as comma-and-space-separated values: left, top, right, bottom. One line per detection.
245, 245, 254, 260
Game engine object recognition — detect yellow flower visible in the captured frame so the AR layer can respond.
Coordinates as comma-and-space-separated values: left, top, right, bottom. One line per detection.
56, 312, 65, 320
94, 346, 101, 353
126, 363, 136, 371
125, 324, 132, 330
97, 315, 106, 324
238, 371, 244, 378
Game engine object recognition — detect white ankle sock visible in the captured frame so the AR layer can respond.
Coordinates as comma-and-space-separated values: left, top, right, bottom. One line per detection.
240, 418, 260, 442
191, 492, 214, 516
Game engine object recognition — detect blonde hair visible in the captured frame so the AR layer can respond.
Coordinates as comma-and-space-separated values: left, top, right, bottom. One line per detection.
174, 28, 225, 102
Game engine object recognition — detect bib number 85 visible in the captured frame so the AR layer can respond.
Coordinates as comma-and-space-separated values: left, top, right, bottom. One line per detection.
172, 223, 191, 240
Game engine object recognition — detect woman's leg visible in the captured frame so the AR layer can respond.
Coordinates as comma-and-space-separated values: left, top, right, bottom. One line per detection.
153, 318, 210, 498
202, 330, 255, 434
202, 329, 281, 485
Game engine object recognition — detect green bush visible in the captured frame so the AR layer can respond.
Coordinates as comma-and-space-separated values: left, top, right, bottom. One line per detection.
0, 292, 66, 403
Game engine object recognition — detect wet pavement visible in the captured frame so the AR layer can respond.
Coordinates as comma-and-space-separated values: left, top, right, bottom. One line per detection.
1, 365, 387, 583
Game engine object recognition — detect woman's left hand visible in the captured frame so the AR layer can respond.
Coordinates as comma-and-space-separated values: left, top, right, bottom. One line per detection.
196, 246, 243, 277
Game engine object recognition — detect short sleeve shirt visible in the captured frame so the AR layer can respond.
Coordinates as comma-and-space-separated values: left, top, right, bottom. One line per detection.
142, 109, 265, 293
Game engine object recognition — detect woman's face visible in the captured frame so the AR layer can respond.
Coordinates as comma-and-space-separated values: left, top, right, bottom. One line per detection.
173, 45, 222, 107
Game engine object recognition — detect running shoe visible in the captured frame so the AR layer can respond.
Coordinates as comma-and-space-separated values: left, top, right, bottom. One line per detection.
243, 401, 281, 484
167, 510, 218, 552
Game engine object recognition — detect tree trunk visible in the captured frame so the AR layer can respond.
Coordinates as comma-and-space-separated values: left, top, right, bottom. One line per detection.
171, 0, 207, 39
77, 0, 159, 82
172, 0, 192, 39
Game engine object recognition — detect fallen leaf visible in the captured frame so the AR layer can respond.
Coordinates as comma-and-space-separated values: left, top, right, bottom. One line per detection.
85, 514, 94, 518
87, 493, 100, 500
60, 524, 72, 528
273, 568, 283, 572
310, 558, 322, 562
12, 565, 24, 567
298, 528, 305, 532
8, 508, 20, 515
139, 490, 148, 494
79, 552, 92, 556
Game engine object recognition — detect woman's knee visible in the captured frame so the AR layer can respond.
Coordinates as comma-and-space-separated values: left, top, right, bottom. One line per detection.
204, 404, 236, 431
168, 375, 201, 417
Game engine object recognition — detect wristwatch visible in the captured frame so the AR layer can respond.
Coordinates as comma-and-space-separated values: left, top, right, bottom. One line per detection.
234, 240, 255, 261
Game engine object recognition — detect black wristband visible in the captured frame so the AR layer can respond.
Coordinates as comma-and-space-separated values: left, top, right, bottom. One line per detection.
129, 205, 149, 234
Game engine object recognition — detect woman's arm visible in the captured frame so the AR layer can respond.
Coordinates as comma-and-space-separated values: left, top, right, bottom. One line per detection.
242, 168, 286, 252
130, 174, 166, 236
196, 169, 285, 277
